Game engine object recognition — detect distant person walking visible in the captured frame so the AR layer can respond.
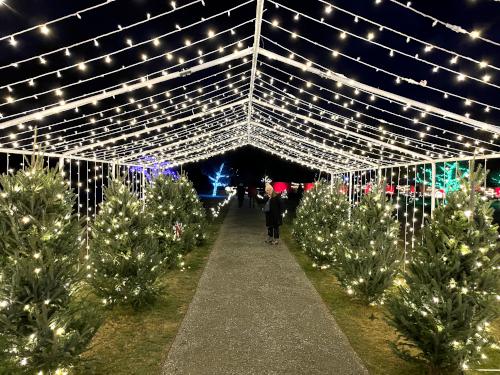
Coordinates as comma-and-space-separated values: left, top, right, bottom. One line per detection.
248, 185, 257, 208
237, 183, 245, 208
296, 183, 304, 201
263, 183, 284, 245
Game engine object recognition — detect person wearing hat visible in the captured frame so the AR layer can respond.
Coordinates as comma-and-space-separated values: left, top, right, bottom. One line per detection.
263, 183, 284, 245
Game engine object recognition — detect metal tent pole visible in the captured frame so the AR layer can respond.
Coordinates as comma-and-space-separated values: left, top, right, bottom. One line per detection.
431, 162, 436, 217
348, 171, 353, 221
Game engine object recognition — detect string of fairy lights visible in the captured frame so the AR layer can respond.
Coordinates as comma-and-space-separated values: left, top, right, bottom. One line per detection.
55, 83, 248, 153
252, 77, 473, 156
250, 126, 361, 171
269, 1, 498, 88
0, 20, 254, 113
0, 61, 251, 147
260, 33, 499, 114
255, 63, 496, 148
0, 0, 199, 66
252, 107, 415, 166
0, 0, 117, 43
317, 0, 500, 69
385, 0, 500, 47
93, 109, 247, 161
253, 69, 485, 157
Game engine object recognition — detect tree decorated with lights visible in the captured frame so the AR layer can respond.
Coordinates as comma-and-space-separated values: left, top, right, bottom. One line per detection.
334, 183, 401, 304
293, 180, 349, 268
175, 174, 206, 250
0, 155, 99, 374
416, 162, 469, 193
208, 163, 229, 197
387, 165, 499, 374
91, 178, 163, 309
487, 169, 500, 186
144, 174, 181, 264
146, 173, 206, 264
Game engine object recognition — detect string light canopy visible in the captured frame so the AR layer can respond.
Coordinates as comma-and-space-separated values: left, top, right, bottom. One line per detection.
0, 0, 498, 173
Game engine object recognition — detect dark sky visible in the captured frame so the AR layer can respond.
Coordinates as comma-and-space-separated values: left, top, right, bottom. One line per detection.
0, 0, 498, 189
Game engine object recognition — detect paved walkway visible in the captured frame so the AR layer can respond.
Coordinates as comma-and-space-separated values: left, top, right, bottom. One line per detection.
161, 200, 368, 375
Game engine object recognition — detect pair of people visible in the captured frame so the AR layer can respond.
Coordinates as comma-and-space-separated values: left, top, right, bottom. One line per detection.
236, 184, 258, 208
263, 183, 284, 245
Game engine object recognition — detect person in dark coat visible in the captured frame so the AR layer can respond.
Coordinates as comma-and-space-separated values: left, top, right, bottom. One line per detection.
248, 185, 257, 208
296, 183, 304, 201
264, 183, 284, 245
236, 183, 245, 208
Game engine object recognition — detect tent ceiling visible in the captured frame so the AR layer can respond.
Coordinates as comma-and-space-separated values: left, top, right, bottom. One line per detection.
0, 0, 498, 172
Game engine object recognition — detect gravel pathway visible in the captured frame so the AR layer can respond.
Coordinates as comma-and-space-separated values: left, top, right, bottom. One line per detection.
161, 200, 368, 375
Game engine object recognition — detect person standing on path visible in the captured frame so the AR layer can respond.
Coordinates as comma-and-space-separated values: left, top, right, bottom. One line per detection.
248, 185, 257, 208
264, 183, 284, 245
236, 183, 245, 208
296, 183, 304, 201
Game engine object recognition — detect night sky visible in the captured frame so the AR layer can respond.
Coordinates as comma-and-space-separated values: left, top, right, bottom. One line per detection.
0, 0, 498, 192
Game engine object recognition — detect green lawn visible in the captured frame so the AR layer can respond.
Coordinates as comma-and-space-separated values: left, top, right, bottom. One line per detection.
281, 225, 500, 375
78, 214, 226, 375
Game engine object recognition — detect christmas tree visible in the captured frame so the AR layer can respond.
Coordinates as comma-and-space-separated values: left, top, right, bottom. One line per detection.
0, 155, 99, 373
144, 174, 181, 265
387, 164, 499, 374
90, 178, 163, 309
145, 173, 205, 263
334, 183, 401, 304
175, 174, 206, 251
293, 181, 349, 268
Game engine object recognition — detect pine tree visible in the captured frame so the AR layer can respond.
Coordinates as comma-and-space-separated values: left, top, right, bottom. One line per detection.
90, 179, 163, 309
387, 165, 499, 374
334, 183, 401, 304
175, 174, 206, 251
0, 156, 99, 373
144, 175, 181, 265
145, 174, 205, 264
293, 181, 349, 268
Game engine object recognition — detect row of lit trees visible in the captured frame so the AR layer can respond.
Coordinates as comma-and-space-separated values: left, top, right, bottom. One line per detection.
0, 156, 206, 374
293, 165, 499, 375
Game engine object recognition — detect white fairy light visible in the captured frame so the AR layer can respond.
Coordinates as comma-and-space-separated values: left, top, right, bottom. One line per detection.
470, 30, 481, 39
40, 24, 50, 35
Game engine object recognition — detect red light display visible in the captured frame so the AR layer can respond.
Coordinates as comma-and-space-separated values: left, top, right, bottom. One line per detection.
273, 182, 290, 193
304, 183, 315, 191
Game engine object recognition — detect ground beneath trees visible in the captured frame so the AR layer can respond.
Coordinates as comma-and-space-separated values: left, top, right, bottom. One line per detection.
161, 200, 367, 374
